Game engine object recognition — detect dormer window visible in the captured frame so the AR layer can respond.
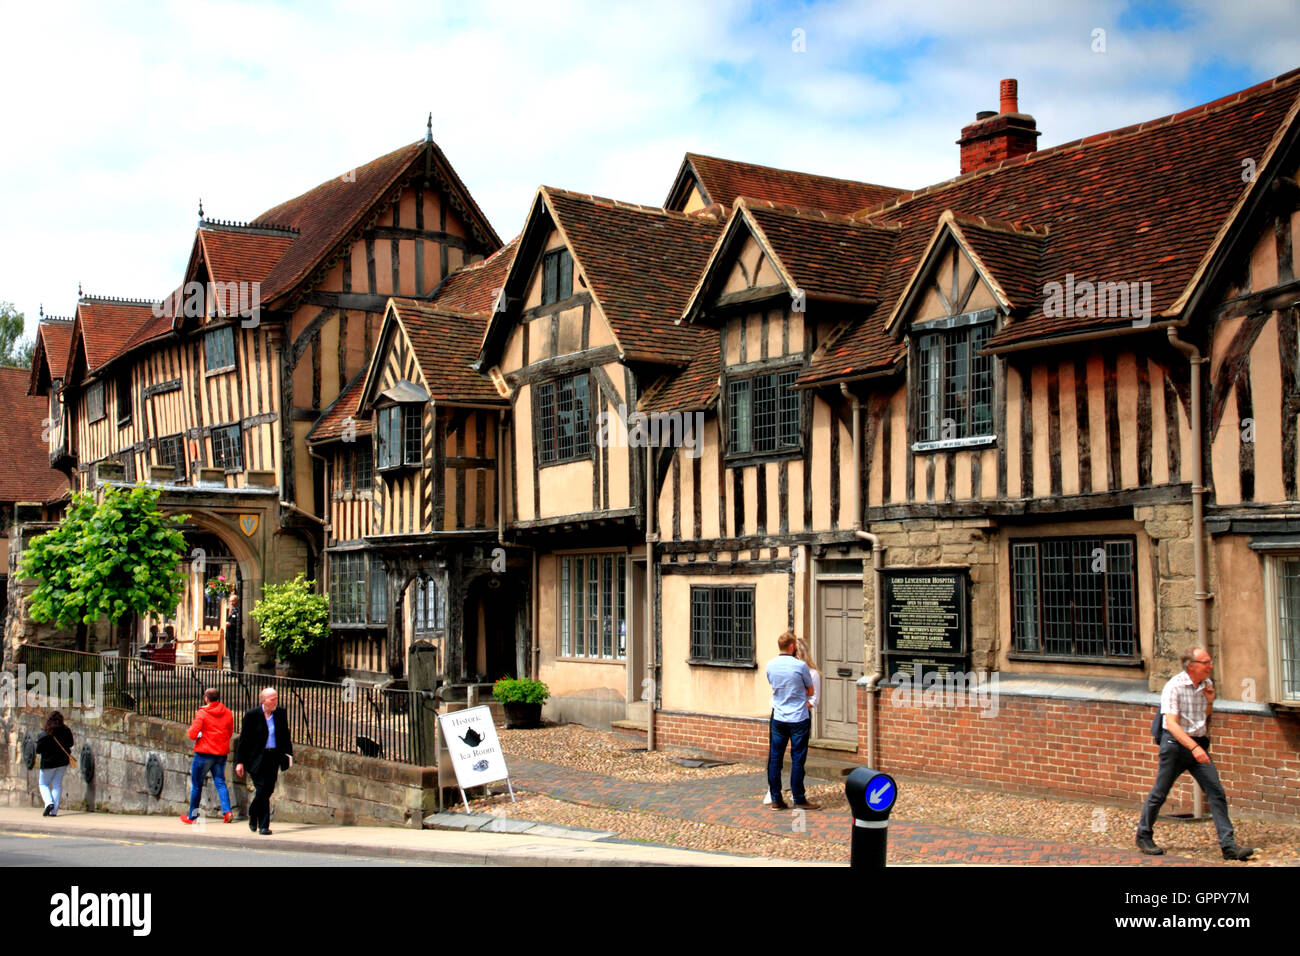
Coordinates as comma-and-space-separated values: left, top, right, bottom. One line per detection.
725, 366, 801, 459
911, 312, 995, 451
376, 405, 422, 470
542, 249, 574, 305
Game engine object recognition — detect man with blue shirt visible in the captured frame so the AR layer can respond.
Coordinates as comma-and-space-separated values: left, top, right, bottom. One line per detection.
766, 631, 819, 811
235, 687, 293, 835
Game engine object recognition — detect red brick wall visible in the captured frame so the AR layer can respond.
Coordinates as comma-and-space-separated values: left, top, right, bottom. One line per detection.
652, 693, 1300, 821
655, 711, 770, 760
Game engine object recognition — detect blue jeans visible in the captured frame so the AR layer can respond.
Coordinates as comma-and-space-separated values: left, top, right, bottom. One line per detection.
767, 716, 812, 805
39, 766, 67, 812
1137, 733, 1237, 848
189, 753, 231, 818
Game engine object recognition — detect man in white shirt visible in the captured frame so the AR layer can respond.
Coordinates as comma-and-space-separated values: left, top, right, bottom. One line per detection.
765, 631, 819, 811
1136, 647, 1254, 861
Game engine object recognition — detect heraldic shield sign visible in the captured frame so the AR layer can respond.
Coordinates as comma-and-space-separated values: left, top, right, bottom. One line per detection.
238, 514, 259, 537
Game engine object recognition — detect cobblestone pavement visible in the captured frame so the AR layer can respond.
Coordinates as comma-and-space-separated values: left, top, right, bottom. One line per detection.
502, 756, 1207, 866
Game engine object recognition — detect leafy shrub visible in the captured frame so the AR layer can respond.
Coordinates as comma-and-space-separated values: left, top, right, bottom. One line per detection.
249, 573, 329, 659
491, 677, 550, 705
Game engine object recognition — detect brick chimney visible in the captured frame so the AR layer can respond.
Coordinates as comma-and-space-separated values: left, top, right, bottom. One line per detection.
957, 78, 1041, 175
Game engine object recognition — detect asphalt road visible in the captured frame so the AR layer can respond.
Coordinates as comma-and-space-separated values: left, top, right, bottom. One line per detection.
0, 831, 454, 866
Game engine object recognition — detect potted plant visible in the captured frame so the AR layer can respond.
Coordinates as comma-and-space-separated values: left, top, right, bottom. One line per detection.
248, 573, 329, 675
491, 677, 550, 729
205, 574, 234, 600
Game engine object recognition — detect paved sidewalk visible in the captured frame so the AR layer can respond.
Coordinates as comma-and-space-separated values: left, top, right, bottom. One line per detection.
0, 808, 803, 867
506, 757, 1205, 866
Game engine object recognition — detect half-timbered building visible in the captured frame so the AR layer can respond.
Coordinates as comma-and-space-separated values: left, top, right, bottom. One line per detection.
636, 72, 1300, 818
25, 130, 501, 669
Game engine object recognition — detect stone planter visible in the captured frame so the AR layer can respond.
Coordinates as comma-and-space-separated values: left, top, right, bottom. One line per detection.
502, 702, 542, 729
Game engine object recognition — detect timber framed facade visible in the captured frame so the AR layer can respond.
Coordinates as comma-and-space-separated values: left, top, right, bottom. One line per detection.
15, 70, 1300, 817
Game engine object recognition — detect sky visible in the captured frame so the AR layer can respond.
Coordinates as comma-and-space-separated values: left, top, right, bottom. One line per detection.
1, 0, 1298, 343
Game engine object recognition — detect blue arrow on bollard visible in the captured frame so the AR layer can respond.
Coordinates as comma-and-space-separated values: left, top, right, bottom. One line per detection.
845, 767, 898, 867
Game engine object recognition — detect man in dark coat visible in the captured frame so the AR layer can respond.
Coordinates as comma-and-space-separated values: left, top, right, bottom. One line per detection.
235, 687, 293, 835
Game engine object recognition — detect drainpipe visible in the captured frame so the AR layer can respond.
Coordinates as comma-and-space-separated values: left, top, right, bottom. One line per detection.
645, 442, 657, 752
1168, 329, 1209, 821
841, 383, 885, 768
497, 410, 507, 546
1166, 330, 1210, 661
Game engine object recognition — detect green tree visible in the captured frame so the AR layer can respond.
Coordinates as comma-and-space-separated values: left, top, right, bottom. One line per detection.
0, 302, 34, 368
18, 485, 189, 656
249, 573, 329, 660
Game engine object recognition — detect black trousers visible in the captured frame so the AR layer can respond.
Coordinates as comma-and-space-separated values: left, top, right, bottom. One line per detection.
249, 748, 281, 829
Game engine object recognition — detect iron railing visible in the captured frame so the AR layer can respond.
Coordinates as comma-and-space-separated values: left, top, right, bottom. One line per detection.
14, 644, 425, 765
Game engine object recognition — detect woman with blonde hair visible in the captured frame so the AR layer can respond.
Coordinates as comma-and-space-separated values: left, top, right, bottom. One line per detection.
795, 638, 821, 710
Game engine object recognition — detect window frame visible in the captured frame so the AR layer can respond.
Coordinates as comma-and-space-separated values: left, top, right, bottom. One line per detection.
723, 360, 803, 463
115, 370, 132, 427
1261, 551, 1300, 704
1009, 535, 1139, 664
328, 549, 387, 628
557, 551, 627, 661
210, 423, 244, 473
413, 576, 447, 635
375, 405, 423, 472
535, 372, 591, 467
204, 325, 236, 374
155, 433, 185, 480
909, 310, 997, 453
688, 585, 756, 666
87, 381, 106, 424
541, 248, 574, 306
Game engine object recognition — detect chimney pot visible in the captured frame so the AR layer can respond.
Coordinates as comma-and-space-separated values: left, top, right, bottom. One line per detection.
957, 78, 1040, 175
1000, 78, 1018, 115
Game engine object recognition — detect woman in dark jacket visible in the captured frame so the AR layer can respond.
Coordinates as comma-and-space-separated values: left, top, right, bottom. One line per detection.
35, 712, 74, 817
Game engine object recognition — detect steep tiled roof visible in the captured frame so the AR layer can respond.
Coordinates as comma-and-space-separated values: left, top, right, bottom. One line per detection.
252, 141, 500, 306
543, 188, 723, 364
675, 153, 904, 215
34, 321, 73, 382
199, 225, 296, 292
0, 366, 69, 503
390, 299, 502, 403
432, 236, 519, 316
741, 200, 900, 303
308, 372, 370, 443
73, 297, 159, 374
801, 67, 1300, 384
639, 348, 719, 414
949, 214, 1049, 312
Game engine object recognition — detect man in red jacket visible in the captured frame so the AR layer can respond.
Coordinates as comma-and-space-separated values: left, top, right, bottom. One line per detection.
182, 688, 235, 824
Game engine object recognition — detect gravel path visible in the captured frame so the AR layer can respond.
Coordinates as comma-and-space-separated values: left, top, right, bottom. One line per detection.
480, 725, 1300, 865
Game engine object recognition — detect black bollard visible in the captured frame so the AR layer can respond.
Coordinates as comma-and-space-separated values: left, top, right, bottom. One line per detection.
845, 767, 897, 867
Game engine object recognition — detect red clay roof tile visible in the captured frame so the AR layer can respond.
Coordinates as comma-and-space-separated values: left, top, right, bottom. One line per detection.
0, 366, 70, 503
676, 153, 904, 216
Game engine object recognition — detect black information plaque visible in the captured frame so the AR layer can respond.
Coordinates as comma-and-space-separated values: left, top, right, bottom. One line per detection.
881, 568, 970, 683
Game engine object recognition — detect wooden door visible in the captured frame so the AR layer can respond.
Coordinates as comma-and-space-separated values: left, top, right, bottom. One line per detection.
819, 581, 863, 741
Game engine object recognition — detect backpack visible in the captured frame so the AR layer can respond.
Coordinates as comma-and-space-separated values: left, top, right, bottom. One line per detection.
1151, 708, 1164, 745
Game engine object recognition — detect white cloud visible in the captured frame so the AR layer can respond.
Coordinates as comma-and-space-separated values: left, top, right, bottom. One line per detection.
0, 0, 1296, 341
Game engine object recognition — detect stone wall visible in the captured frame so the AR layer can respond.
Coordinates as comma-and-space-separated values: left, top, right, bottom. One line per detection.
860, 517, 999, 674
0, 706, 436, 828
1134, 503, 1200, 688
